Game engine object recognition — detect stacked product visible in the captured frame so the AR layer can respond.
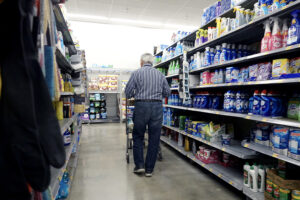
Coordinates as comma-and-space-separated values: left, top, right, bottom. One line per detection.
251, 123, 300, 161
168, 60, 181, 76
89, 93, 107, 120
161, 41, 194, 62
88, 75, 119, 92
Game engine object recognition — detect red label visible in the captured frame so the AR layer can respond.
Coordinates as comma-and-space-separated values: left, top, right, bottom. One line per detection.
271, 34, 282, 50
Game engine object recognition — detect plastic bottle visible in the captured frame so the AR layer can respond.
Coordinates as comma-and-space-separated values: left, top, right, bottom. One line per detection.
270, 17, 283, 50
224, 90, 231, 111
269, 91, 283, 117
210, 48, 215, 65
253, 90, 262, 115
214, 45, 222, 64
218, 69, 225, 83
235, 91, 243, 113
249, 165, 258, 192
204, 30, 208, 43
229, 91, 236, 112
189, 56, 194, 71
175, 60, 180, 74
261, 19, 272, 52
287, 10, 300, 46
231, 44, 237, 60
244, 162, 251, 187
200, 29, 205, 44
258, 165, 265, 193
261, 0, 269, 15
242, 44, 248, 57
248, 96, 254, 114
204, 47, 211, 66
272, 0, 281, 11
227, 44, 231, 60
220, 43, 227, 64
260, 89, 271, 116
236, 44, 242, 58
282, 18, 289, 47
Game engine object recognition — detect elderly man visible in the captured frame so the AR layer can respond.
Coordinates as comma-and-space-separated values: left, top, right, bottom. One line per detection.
125, 53, 171, 177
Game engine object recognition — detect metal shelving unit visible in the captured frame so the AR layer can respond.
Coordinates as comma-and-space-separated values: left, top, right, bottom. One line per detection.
163, 125, 257, 159
190, 77, 300, 89
50, 122, 79, 198
56, 48, 75, 74
243, 186, 264, 200
242, 141, 300, 167
89, 90, 120, 94
58, 113, 79, 134
190, 44, 300, 74
160, 136, 244, 191
163, 105, 300, 128
60, 92, 74, 96
165, 74, 180, 79
53, 5, 77, 55
154, 54, 182, 68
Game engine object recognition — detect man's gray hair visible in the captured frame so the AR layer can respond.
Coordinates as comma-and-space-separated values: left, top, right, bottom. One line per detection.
141, 53, 153, 65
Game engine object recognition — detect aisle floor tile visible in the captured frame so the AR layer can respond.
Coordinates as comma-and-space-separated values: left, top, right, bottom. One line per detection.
68, 124, 243, 200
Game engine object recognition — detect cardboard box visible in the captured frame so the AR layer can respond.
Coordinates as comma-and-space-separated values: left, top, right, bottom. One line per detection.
267, 169, 300, 190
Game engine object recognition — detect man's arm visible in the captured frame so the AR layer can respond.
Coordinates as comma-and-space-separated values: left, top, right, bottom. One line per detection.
162, 76, 171, 98
125, 72, 136, 98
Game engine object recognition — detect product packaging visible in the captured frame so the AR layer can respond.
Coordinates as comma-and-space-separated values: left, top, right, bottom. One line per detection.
288, 129, 300, 160
249, 64, 259, 81
272, 58, 291, 78
272, 127, 290, 156
257, 62, 272, 81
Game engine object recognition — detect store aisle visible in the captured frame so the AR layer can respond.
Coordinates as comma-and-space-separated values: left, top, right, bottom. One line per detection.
69, 124, 243, 200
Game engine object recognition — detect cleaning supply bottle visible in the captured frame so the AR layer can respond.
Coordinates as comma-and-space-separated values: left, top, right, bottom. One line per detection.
237, 44, 243, 58
261, 89, 271, 116
249, 165, 258, 192
236, 91, 243, 113
248, 95, 254, 114
210, 48, 215, 65
270, 17, 283, 50
244, 162, 251, 187
204, 30, 208, 43
261, 0, 269, 15
204, 47, 211, 66
253, 90, 262, 115
200, 29, 205, 44
175, 60, 180, 74
282, 18, 289, 47
214, 45, 221, 64
280, 0, 287, 7
261, 19, 272, 52
287, 10, 300, 46
229, 91, 236, 112
231, 44, 237, 60
220, 43, 227, 64
258, 165, 265, 193
272, 0, 281, 11
227, 44, 232, 60
242, 44, 248, 57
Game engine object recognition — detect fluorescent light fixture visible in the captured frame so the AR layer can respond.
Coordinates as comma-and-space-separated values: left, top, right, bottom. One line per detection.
68, 13, 197, 30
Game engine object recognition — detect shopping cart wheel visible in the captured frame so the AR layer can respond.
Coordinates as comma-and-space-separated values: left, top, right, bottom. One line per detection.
126, 153, 130, 164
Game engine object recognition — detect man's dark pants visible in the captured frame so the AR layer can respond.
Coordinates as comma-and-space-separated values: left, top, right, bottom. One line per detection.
132, 101, 163, 172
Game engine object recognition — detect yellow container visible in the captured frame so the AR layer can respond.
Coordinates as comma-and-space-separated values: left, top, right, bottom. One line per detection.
56, 101, 64, 120
184, 137, 190, 152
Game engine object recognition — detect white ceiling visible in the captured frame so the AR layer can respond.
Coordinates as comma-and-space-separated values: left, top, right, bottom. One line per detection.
65, 0, 216, 29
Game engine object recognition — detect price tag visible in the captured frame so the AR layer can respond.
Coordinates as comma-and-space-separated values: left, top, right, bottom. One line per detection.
228, 83, 232, 86
187, 154, 190, 158
262, 118, 268, 122
272, 153, 279, 158
238, 82, 242, 85
244, 143, 249, 148
201, 163, 205, 167
216, 111, 220, 115
222, 148, 226, 151
209, 168, 213, 172
207, 142, 211, 145
263, 52, 269, 56
193, 158, 196, 161
245, 116, 251, 119
229, 181, 233, 185
58, 176, 62, 181
218, 174, 223, 178
286, 46, 293, 50
281, 5, 287, 10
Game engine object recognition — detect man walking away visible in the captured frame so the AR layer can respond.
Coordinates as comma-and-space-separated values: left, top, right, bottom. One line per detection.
125, 53, 171, 177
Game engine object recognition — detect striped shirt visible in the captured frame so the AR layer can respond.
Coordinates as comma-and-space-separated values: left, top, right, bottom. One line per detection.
125, 64, 171, 100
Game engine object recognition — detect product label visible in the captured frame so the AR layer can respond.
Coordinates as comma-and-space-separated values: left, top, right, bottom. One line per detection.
273, 184, 280, 198
266, 180, 273, 194
258, 174, 261, 190
250, 175, 253, 189
244, 170, 248, 184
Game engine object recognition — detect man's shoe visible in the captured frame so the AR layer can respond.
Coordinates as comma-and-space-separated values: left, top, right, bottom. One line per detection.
133, 167, 145, 174
145, 171, 152, 177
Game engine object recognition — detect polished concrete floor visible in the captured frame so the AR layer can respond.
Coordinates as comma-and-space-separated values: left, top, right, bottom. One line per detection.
69, 123, 244, 200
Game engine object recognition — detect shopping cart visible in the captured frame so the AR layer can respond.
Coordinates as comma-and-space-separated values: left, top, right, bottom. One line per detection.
125, 98, 163, 164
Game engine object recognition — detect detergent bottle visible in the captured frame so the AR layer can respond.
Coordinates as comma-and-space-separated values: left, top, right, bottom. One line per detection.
235, 91, 243, 113
237, 44, 243, 58
249, 165, 258, 192
260, 89, 271, 116
269, 91, 283, 117
253, 90, 262, 115
261, 19, 272, 52
248, 95, 254, 114
220, 43, 227, 64
214, 45, 221, 64
258, 165, 265, 193
231, 44, 237, 60
261, 0, 269, 15
270, 17, 283, 50
282, 18, 289, 47
287, 9, 300, 46
204, 47, 211, 66
227, 44, 232, 60
272, 0, 281, 11
244, 162, 251, 187
209, 48, 215, 65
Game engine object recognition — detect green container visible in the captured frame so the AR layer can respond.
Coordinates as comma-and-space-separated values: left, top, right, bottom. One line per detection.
280, 188, 291, 200
179, 116, 187, 130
